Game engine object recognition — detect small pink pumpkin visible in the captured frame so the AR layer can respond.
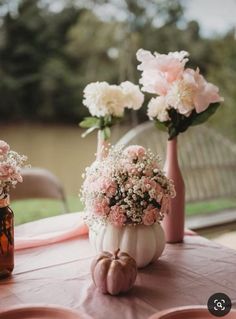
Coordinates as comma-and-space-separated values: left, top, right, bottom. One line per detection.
91, 248, 137, 296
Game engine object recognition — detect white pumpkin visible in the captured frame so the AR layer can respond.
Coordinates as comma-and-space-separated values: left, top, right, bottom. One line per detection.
89, 222, 165, 268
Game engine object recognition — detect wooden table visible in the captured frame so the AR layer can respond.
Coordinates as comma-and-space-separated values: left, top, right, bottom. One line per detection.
0, 213, 236, 319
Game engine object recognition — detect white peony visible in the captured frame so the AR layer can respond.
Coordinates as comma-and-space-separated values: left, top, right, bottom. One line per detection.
147, 96, 170, 122
83, 82, 125, 117
120, 81, 144, 110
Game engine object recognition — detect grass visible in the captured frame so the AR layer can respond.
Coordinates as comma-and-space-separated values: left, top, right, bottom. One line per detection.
11, 197, 236, 226
186, 198, 236, 216
12, 196, 84, 226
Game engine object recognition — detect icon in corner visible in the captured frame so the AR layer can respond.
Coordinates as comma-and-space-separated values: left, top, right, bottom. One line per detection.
207, 293, 232, 317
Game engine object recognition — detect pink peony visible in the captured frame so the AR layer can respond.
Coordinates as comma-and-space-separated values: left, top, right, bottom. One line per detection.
93, 197, 110, 216
0, 140, 10, 156
167, 68, 223, 115
109, 205, 126, 227
123, 145, 146, 161
189, 68, 223, 113
136, 49, 189, 96
142, 205, 159, 225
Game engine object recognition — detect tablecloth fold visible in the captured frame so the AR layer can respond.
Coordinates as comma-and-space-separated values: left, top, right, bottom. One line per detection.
15, 213, 88, 251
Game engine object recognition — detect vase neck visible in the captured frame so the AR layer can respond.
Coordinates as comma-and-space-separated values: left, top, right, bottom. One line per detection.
96, 130, 109, 161
165, 137, 180, 169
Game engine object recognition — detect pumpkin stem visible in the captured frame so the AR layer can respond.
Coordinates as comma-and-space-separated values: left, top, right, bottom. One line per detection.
114, 248, 120, 259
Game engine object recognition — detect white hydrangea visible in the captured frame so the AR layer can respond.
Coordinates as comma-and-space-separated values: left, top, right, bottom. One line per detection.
83, 82, 125, 117
147, 96, 170, 122
120, 81, 144, 110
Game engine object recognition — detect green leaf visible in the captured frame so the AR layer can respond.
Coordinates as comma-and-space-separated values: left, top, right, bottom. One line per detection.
155, 120, 167, 132
79, 117, 100, 129
168, 124, 178, 140
102, 126, 111, 140
191, 103, 220, 126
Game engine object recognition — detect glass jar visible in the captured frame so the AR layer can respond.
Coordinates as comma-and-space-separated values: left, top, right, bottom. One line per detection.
0, 195, 14, 279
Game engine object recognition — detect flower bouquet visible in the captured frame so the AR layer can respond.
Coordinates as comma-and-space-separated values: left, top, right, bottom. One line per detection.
0, 140, 28, 278
81, 145, 175, 268
137, 49, 223, 140
80, 81, 144, 159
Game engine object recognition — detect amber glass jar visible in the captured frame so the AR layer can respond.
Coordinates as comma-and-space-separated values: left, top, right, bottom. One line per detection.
0, 195, 14, 279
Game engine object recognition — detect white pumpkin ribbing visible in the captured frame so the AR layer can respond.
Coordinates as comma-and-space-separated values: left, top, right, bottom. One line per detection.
89, 223, 165, 268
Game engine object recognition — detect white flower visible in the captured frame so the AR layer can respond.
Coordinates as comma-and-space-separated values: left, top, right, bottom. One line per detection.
147, 96, 170, 122
83, 82, 125, 117
120, 81, 144, 110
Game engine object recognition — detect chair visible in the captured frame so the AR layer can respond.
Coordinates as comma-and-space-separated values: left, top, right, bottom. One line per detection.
117, 122, 236, 203
10, 167, 69, 212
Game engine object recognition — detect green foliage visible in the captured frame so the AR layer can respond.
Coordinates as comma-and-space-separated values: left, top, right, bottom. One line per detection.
79, 115, 119, 139
162, 103, 221, 140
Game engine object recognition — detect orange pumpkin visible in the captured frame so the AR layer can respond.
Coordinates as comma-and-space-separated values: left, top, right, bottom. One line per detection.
91, 248, 137, 295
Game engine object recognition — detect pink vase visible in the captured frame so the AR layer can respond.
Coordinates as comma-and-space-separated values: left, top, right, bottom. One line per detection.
162, 137, 185, 243
96, 130, 109, 161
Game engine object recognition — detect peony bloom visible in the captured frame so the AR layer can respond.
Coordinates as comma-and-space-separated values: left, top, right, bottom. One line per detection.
120, 81, 144, 110
136, 48, 189, 95
83, 82, 125, 117
189, 68, 223, 113
142, 205, 159, 225
0, 141, 10, 156
147, 96, 170, 122
166, 68, 223, 115
109, 205, 126, 227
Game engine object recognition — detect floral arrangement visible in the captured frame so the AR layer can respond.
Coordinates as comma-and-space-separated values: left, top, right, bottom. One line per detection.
81, 145, 175, 227
136, 49, 224, 140
0, 140, 28, 198
80, 81, 144, 140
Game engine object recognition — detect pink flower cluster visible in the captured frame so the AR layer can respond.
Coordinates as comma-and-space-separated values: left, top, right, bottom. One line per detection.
81, 145, 175, 227
136, 49, 223, 121
0, 140, 28, 196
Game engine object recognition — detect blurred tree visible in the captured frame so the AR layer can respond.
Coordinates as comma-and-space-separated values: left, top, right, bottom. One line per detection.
0, 0, 235, 141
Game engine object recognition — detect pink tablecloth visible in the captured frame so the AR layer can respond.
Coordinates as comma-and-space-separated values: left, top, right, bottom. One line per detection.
0, 212, 236, 319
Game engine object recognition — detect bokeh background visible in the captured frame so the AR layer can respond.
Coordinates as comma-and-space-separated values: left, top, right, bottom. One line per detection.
0, 0, 236, 224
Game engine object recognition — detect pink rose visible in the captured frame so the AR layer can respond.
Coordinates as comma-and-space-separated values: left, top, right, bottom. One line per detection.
99, 178, 117, 198
136, 49, 189, 96
142, 205, 159, 226
161, 196, 170, 215
109, 205, 126, 227
0, 164, 15, 181
123, 145, 146, 161
93, 197, 110, 217
141, 177, 156, 193
0, 140, 10, 156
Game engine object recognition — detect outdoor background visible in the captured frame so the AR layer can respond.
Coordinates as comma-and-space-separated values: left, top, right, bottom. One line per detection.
0, 0, 236, 223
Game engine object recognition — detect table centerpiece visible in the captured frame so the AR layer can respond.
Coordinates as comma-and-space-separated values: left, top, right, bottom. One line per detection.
81, 144, 175, 268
